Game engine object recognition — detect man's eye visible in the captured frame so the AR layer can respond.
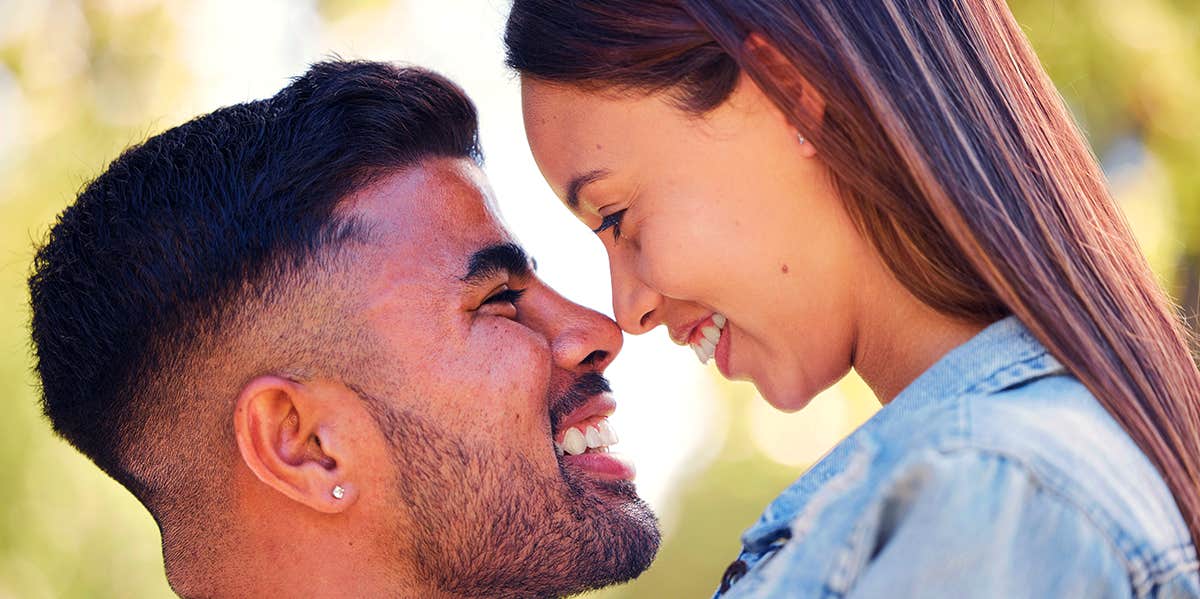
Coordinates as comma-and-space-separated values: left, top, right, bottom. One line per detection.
592, 209, 627, 240
482, 287, 526, 307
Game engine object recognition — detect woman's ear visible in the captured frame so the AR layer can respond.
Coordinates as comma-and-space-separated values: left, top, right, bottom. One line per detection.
742, 32, 826, 158
232, 375, 359, 513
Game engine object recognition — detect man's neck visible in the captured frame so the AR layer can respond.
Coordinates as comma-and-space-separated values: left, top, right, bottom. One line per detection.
168, 534, 437, 598
164, 490, 433, 598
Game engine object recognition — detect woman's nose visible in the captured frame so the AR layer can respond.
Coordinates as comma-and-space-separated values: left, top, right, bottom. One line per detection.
610, 257, 663, 335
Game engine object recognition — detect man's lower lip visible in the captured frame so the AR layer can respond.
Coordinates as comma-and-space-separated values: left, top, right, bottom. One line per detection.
561, 452, 636, 481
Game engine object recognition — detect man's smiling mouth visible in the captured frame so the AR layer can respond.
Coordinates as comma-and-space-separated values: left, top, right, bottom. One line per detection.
549, 382, 637, 480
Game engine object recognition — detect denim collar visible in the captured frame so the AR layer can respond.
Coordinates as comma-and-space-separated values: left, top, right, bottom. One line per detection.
739, 316, 1067, 553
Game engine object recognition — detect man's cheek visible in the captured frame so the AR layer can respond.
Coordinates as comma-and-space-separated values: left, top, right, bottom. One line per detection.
479, 330, 553, 439
478, 318, 553, 380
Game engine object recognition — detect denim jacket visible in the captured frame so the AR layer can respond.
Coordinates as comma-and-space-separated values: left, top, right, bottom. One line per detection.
714, 317, 1199, 598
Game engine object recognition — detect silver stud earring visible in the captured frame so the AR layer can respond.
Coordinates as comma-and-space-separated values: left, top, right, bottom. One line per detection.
797, 132, 807, 145
332, 484, 345, 500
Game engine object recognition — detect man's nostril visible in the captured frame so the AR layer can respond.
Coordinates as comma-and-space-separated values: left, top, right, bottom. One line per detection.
581, 350, 609, 367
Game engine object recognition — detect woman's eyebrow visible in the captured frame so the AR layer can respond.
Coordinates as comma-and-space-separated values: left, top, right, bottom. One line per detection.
565, 168, 610, 210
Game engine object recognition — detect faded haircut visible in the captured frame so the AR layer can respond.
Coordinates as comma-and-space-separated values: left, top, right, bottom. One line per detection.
28, 60, 482, 535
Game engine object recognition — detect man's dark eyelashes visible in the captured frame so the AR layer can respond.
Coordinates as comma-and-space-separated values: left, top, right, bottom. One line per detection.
592, 209, 627, 239
483, 287, 526, 306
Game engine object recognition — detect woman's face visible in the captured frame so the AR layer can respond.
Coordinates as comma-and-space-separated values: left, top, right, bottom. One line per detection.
521, 75, 877, 411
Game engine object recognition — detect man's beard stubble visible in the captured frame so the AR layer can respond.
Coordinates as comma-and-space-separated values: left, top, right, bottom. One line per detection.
356, 373, 661, 598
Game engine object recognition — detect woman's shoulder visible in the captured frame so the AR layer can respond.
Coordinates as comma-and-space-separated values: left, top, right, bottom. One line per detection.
956, 373, 1191, 556
855, 374, 1198, 595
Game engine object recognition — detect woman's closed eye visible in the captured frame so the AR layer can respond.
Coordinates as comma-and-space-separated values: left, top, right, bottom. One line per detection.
593, 209, 627, 240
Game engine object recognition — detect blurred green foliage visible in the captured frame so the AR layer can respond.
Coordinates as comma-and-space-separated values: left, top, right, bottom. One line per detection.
0, 1, 1196, 597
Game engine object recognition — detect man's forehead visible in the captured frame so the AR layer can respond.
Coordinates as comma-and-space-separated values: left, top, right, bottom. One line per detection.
349, 158, 499, 230
345, 158, 513, 277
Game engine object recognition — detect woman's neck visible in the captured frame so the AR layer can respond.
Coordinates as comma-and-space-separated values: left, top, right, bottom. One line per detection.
850, 264, 991, 404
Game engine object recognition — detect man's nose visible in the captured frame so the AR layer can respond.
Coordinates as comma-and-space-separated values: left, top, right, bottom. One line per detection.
526, 284, 624, 372
610, 255, 663, 335
556, 306, 623, 372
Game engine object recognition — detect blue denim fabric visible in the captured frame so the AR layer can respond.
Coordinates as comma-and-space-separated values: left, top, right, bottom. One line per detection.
713, 316, 1199, 598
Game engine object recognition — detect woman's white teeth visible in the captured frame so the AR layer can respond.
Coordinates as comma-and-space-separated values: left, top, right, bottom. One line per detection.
691, 313, 727, 365
556, 419, 620, 456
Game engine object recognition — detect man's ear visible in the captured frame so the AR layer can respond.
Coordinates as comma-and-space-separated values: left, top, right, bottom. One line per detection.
742, 32, 826, 159
233, 375, 359, 514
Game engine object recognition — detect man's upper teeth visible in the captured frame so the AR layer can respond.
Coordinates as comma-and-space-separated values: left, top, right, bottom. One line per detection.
561, 428, 586, 455
598, 419, 618, 444
585, 426, 602, 447
556, 418, 619, 456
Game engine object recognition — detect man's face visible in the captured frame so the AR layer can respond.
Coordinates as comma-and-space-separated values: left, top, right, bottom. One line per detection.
340, 158, 659, 597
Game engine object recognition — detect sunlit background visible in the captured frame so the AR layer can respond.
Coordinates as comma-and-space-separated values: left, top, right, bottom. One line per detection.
1, 0, 1197, 597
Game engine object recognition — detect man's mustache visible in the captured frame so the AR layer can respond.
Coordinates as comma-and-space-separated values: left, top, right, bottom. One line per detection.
549, 372, 611, 433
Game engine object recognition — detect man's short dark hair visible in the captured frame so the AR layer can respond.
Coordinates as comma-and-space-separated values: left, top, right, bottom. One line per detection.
28, 60, 481, 524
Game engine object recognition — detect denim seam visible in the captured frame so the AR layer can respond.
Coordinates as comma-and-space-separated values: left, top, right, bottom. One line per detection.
1140, 542, 1199, 594
960, 350, 1059, 398
824, 501, 878, 596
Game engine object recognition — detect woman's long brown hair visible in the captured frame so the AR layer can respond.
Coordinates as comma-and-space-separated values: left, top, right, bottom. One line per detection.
506, 0, 1200, 547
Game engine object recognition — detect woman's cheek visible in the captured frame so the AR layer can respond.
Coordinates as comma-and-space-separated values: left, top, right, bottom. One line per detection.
635, 231, 714, 300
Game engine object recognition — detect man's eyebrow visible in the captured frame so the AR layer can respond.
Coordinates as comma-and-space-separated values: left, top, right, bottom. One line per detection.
565, 168, 609, 210
461, 242, 534, 284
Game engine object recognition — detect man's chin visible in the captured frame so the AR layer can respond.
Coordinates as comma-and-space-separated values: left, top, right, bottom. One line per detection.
557, 463, 662, 585
557, 481, 661, 595
375, 402, 660, 598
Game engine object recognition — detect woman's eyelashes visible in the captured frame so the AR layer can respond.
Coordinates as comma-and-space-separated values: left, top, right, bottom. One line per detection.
592, 209, 627, 240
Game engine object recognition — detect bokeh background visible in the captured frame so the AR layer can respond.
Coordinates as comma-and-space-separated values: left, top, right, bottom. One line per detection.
0, 0, 1196, 597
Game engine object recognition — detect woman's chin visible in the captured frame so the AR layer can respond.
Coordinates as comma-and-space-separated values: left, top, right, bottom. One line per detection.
755, 379, 818, 413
